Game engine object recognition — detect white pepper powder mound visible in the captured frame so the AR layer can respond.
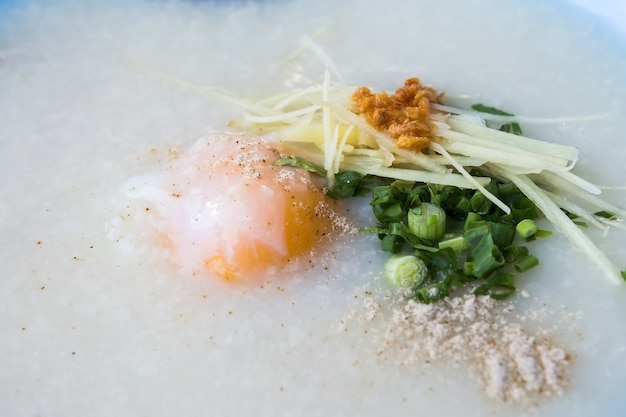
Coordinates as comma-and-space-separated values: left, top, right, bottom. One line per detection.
341, 292, 575, 405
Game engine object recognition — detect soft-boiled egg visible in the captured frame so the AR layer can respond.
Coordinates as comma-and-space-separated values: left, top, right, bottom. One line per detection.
115, 134, 348, 282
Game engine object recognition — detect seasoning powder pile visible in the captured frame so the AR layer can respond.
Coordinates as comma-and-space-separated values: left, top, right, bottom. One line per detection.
342, 293, 573, 404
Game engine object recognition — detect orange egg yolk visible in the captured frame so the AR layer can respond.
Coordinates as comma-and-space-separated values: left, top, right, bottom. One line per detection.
203, 178, 335, 282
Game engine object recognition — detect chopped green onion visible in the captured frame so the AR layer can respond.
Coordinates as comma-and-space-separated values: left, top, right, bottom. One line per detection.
414, 281, 449, 304
408, 202, 447, 241
370, 185, 397, 205
385, 255, 427, 289
534, 229, 553, 238
387, 222, 437, 251
369, 173, 541, 299
463, 214, 515, 248
516, 218, 538, 239
381, 234, 404, 253
363, 179, 555, 301
498, 182, 519, 197
463, 212, 489, 243
509, 197, 538, 222
503, 245, 529, 263
622, 269, 626, 282
407, 183, 435, 207
514, 255, 539, 272
327, 171, 370, 199
473, 269, 516, 300
487, 222, 516, 247
373, 202, 405, 223
464, 233, 505, 279
470, 191, 493, 215
438, 235, 465, 252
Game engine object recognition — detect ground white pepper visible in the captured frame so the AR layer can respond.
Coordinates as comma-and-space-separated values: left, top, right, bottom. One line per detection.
341, 292, 574, 404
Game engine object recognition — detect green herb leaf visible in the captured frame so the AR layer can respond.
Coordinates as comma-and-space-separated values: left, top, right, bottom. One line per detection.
471, 104, 514, 116
471, 103, 523, 136
274, 155, 327, 177
595, 211, 618, 221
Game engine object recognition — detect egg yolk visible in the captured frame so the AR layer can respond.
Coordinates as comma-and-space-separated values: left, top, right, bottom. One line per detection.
203, 173, 335, 281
